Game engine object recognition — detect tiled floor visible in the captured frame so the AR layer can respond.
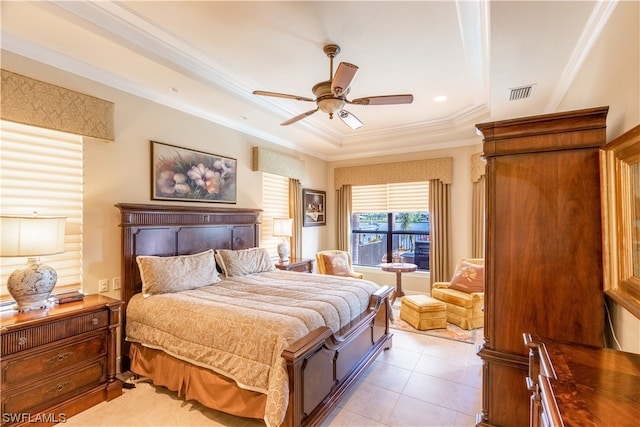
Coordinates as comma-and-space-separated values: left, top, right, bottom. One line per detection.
64, 328, 483, 427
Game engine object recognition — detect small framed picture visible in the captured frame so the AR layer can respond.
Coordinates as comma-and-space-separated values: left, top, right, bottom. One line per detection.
303, 189, 326, 227
151, 141, 237, 203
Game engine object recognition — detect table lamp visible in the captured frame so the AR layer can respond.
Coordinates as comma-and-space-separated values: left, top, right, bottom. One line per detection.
1, 214, 66, 311
273, 218, 293, 262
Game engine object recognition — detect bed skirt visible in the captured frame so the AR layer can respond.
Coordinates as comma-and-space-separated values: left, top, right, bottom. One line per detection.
129, 343, 267, 421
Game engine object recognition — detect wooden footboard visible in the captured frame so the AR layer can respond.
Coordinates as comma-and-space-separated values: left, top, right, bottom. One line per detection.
282, 285, 394, 427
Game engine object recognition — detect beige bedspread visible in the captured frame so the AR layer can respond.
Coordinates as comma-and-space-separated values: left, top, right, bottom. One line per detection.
126, 270, 381, 427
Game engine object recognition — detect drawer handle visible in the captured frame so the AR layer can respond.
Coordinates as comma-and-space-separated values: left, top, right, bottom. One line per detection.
48, 381, 72, 394
92, 317, 99, 326
46, 351, 73, 365
18, 336, 27, 346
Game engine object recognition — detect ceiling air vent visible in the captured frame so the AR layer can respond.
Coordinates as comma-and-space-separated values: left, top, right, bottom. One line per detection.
509, 84, 536, 101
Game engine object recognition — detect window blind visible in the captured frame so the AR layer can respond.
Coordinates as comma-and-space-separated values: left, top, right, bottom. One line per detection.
352, 182, 429, 213
260, 173, 290, 258
1, 120, 83, 302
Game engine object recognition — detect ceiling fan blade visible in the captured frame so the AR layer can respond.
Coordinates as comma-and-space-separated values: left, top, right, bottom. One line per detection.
281, 108, 319, 126
337, 109, 363, 130
331, 62, 359, 96
349, 94, 414, 105
253, 90, 314, 102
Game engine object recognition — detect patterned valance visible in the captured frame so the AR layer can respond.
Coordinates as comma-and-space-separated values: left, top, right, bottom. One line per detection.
471, 153, 486, 183
1, 69, 114, 142
252, 146, 305, 181
334, 157, 453, 189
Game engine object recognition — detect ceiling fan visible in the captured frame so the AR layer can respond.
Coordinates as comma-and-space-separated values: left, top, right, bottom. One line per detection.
253, 44, 414, 129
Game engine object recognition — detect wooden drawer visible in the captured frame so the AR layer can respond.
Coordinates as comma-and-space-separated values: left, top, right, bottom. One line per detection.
275, 258, 313, 273
1, 311, 108, 356
288, 263, 312, 273
2, 358, 107, 415
1, 333, 106, 388
0, 295, 123, 427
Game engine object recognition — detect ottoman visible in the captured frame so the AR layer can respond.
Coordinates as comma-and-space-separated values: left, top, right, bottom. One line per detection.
400, 295, 447, 330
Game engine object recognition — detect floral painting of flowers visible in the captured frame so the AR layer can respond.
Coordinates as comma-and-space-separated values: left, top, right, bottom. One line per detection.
151, 141, 236, 203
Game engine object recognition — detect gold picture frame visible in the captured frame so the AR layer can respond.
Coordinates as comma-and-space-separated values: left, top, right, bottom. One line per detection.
600, 124, 640, 319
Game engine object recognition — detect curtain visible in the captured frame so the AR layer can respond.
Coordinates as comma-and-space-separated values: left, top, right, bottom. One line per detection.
289, 178, 302, 259
334, 157, 452, 189
252, 146, 305, 181
260, 173, 289, 258
429, 179, 452, 287
336, 185, 352, 251
1, 121, 83, 301
472, 175, 486, 258
1, 69, 114, 142
471, 153, 486, 258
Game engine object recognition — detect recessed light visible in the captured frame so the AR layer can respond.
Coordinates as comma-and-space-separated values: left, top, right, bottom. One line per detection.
239, 116, 248, 121
433, 95, 447, 103
168, 87, 180, 93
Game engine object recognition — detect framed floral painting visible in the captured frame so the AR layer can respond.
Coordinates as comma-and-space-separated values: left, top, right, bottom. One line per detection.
303, 189, 326, 227
151, 141, 237, 203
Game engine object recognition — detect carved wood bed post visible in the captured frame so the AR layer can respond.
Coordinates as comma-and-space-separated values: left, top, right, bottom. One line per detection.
282, 285, 393, 426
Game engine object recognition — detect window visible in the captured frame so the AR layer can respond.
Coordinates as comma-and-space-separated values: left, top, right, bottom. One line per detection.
260, 173, 289, 258
0, 121, 83, 302
351, 183, 430, 270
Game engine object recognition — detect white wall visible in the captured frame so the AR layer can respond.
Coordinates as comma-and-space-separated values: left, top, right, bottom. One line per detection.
558, 0, 640, 353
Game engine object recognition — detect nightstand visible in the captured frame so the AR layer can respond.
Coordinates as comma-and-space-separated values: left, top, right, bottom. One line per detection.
274, 258, 314, 273
0, 294, 123, 426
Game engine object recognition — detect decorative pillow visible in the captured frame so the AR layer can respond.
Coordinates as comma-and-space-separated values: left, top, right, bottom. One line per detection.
214, 252, 226, 277
321, 252, 352, 277
215, 247, 275, 277
136, 249, 220, 297
448, 261, 484, 293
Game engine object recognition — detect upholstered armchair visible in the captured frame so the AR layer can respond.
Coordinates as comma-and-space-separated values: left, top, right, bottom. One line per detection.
431, 258, 484, 330
315, 250, 364, 279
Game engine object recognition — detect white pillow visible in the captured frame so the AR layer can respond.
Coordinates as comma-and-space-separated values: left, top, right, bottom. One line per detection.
136, 249, 220, 297
215, 247, 275, 277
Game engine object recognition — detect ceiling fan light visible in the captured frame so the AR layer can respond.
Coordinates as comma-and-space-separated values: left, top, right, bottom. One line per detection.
338, 110, 363, 129
318, 98, 345, 114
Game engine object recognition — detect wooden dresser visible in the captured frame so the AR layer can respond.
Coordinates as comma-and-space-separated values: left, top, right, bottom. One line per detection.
524, 334, 640, 427
476, 107, 608, 426
1, 295, 123, 426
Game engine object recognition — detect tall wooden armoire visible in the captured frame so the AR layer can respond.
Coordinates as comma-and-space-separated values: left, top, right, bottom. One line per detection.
476, 107, 608, 427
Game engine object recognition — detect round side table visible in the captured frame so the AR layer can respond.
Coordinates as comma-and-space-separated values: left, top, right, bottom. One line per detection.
379, 262, 417, 302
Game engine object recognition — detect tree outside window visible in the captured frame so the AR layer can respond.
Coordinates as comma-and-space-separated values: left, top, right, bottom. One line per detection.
351, 212, 430, 270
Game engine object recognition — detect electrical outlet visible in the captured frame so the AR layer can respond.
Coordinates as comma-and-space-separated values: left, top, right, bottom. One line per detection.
113, 277, 121, 290
99, 279, 108, 292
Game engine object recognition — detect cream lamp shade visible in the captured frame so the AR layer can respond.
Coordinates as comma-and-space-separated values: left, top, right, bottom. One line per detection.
273, 218, 293, 262
1, 215, 66, 311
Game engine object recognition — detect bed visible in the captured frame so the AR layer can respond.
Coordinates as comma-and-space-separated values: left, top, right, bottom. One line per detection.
116, 203, 393, 427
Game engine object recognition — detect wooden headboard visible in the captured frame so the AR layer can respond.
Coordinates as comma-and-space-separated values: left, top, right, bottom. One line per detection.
115, 203, 262, 369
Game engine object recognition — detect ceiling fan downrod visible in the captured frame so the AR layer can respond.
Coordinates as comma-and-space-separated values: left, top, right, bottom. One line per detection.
323, 44, 341, 81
